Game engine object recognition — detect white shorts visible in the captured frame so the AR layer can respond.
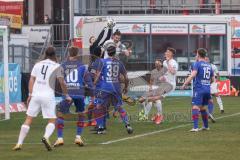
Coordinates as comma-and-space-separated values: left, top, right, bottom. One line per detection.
26, 96, 57, 119
211, 82, 218, 94
145, 82, 175, 98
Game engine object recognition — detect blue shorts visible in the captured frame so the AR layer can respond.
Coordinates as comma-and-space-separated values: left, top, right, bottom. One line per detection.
58, 98, 85, 114
192, 89, 212, 107
95, 90, 123, 108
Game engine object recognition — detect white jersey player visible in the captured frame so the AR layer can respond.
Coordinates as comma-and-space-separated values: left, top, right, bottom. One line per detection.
209, 60, 224, 113
205, 57, 224, 113
103, 29, 130, 59
162, 48, 178, 92
13, 47, 71, 151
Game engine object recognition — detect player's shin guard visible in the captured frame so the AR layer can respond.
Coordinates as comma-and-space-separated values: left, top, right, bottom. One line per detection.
208, 101, 214, 115
94, 106, 105, 128
77, 115, 85, 135
17, 124, 30, 145
44, 123, 55, 139
155, 100, 163, 115
144, 102, 153, 116
87, 104, 95, 123
56, 117, 64, 138
118, 107, 129, 126
192, 109, 199, 129
200, 109, 208, 128
216, 96, 224, 111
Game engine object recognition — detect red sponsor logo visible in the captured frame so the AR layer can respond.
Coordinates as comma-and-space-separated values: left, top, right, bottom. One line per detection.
217, 80, 231, 96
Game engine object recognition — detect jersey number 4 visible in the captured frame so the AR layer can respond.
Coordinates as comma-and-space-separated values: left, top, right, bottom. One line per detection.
41, 65, 49, 80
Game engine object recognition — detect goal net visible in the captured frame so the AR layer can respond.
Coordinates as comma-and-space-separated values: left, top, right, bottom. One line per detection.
0, 26, 10, 120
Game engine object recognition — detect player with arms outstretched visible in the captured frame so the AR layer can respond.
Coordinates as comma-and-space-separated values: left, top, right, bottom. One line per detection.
54, 46, 93, 147
182, 48, 215, 132
13, 47, 71, 151
94, 44, 133, 134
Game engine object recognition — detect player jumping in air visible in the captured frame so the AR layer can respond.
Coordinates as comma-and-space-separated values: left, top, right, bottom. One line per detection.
103, 29, 131, 59
139, 47, 178, 125
205, 57, 224, 114
13, 47, 72, 151
138, 59, 167, 122
94, 44, 133, 134
182, 48, 215, 132
54, 46, 94, 147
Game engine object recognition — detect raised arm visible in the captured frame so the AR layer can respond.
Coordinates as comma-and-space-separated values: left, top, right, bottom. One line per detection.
93, 27, 107, 47
100, 28, 112, 46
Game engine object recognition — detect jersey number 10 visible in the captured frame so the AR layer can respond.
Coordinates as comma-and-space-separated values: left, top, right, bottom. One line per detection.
65, 69, 78, 83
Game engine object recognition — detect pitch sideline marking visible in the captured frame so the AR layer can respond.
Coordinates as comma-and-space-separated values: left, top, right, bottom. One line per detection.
0, 112, 239, 145
100, 112, 240, 145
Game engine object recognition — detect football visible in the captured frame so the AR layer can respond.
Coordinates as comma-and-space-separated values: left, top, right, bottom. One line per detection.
107, 18, 116, 28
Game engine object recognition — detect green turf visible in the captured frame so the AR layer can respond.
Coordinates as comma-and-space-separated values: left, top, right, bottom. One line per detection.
1, 96, 240, 160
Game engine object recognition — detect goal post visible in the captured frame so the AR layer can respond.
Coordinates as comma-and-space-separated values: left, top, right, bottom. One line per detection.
0, 25, 10, 120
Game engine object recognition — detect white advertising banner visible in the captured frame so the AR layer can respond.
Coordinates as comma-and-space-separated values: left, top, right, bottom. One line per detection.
114, 23, 150, 34
151, 24, 188, 34
22, 25, 51, 43
231, 16, 240, 75
190, 24, 226, 34
74, 16, 107, 49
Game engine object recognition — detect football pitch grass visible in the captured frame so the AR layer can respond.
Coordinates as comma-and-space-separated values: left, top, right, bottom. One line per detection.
0, 96, 240, 160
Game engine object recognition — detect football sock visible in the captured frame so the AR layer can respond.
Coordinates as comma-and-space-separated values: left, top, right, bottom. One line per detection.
87, 104, 94, 122
208, 101, 214, 114
95, 106, 105, 128
144, 102, 152, 116
17, 124, 30, 145
56, 117, 64, 138
200, 109, 209, 128
76, 115, 84, 135
103, 115, 107, 128
44, 123, 55, 139
192, 109, 199, 129
216, 96, 224, 110
155, 100, 163, 115
118, 107, 129, 126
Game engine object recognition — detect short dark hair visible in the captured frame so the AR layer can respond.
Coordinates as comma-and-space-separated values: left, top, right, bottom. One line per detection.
68, 46, 79, 57
43, 46, 57, 62
89, 36, 95, 43
197, 48, 207, 58
113, 29, 121, 36
45, 46, 56, 57
155, 58, 163, 63
167, 47, 176, 55
107, 46, 116, 57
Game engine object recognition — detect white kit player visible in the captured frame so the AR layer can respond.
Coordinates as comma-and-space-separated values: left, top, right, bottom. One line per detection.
206, 57, 224, 113
13, 47, 71, 151
103, 29, 131, 59
139, 48, 178, 124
